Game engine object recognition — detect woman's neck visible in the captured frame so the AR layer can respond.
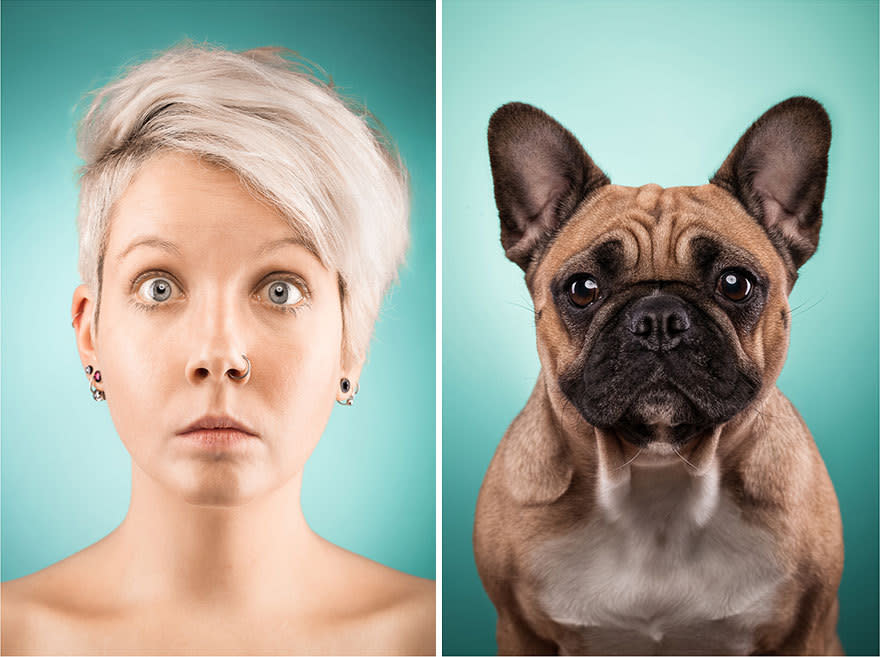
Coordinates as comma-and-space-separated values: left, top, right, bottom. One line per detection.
106, 463, 321, 610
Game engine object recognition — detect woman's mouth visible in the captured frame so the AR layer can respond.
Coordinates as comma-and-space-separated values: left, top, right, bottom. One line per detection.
177, 415, 259, 449
177, 428, 258, 449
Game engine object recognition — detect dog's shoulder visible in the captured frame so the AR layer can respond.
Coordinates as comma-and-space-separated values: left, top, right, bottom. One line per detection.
474, 376, 584, 598
725, 387, 842, 531
500, 382, 575, 507
477, 376, 575, 512
725, 387, 844, 580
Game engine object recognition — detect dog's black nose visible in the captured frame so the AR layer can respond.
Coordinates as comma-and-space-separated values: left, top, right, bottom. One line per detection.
627, 294, 691, 351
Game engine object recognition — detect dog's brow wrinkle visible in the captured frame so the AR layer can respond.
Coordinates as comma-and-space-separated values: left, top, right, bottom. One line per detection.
609, 227, 642, 271
652, 211, 676, 274
671, 213, 697, 267
625, 220, 652, 272
627, 211, 656, 232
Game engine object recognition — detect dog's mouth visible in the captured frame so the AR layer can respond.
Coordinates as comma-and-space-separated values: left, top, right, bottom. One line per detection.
561, 346, 760, 447
615, 384, 714, 447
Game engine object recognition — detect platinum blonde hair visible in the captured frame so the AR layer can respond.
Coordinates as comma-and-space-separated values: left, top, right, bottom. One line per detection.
76, 42, 409, 365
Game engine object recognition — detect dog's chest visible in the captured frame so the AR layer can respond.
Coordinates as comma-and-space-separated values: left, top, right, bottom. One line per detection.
529, 462, 782, 655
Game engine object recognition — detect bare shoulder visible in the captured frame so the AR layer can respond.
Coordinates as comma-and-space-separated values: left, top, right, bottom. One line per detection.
1, 547, 109, 655
323, 543, 435, 655
1, 566, 75, 655
371, 566, 435, 656
1, 575, 37, 654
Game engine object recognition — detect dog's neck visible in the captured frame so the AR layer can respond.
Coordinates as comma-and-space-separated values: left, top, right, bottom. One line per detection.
589, 395, 777, 527
595, 445, 723, 531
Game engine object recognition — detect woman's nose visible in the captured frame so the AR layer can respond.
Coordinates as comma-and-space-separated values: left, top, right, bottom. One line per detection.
187, 353, 251, 384
184, 296, 251, 384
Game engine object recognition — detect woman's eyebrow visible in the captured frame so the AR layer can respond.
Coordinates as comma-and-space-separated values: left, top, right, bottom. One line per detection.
256, 236, 316, 258
116, 236, 182, 263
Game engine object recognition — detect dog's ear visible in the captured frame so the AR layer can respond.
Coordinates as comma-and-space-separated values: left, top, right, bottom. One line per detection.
711, 97, 831, 272
488, 103, 610, 271
500, 400, 573, 505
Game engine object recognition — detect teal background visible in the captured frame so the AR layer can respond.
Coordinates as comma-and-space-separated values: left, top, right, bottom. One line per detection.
1, 1, 435, 584
443, 1, 878, 654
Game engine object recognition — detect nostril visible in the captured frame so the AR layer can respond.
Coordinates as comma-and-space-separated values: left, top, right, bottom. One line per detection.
666, 312, 690, 335
631, 314, 654, 336
195, 367, 210, 380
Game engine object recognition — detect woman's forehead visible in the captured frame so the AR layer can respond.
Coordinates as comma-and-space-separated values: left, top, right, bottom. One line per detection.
107, 151, 318, 263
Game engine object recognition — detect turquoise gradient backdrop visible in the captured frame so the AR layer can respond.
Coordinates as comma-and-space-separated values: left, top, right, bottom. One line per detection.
443, 1, 877, 654
1, 1, 434, 584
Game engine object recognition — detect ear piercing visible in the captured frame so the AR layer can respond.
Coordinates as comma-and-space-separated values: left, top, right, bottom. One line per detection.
86, 365, 105, 402
338, 378, 359, 406
75, 315, 104, 401
227, 354, 251, 381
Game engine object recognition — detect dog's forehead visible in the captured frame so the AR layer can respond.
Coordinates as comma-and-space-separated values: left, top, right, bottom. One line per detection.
532, 183, 786, 290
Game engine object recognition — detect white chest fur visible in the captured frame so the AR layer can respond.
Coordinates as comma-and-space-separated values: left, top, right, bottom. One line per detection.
530, 458, 782, 655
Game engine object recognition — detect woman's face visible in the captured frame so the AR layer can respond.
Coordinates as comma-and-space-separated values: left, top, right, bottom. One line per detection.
74, 151, 352, 506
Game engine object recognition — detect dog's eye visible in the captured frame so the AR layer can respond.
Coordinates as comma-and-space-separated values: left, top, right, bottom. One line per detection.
717, 270, 753, 302
568, 275, 599, 307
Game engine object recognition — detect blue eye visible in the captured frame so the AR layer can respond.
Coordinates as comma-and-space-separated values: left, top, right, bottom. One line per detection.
137, 277, 175, 303
265, 280, 303, 306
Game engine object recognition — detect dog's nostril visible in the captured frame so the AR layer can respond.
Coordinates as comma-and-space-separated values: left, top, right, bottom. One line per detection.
632, 315, 653, 336
666, 312, 690, 335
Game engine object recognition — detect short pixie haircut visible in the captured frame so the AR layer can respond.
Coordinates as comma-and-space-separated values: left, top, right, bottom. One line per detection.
76, 42, 409, 365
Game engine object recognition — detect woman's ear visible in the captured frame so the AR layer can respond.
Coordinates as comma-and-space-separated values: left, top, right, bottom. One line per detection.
71, 284, 99, 369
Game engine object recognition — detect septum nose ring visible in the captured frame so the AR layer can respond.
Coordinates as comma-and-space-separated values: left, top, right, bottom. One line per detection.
227, 354, 250, 380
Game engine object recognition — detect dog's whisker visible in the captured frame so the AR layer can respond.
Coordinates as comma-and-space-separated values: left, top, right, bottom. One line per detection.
747, 399, 788, 428
789, 294, 827, 317
612, 448, 642, 471
673, 446, 699, 471
507, 299, 537, 316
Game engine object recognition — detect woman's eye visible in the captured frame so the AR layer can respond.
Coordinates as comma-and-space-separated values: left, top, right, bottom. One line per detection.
264, 280, 304, 306
717, 270, 753, 302
137, 277, 177, 304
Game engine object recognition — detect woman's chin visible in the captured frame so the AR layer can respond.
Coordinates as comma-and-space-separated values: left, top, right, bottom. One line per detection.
181, 485, 256, 507
130, 438, 314, 508
164, 462, 272, 507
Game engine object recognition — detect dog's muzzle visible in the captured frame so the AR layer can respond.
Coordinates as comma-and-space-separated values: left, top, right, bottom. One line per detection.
560, 291, 760, 447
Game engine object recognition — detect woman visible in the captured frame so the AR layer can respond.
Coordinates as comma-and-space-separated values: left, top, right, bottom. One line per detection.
1, 43, 434, 655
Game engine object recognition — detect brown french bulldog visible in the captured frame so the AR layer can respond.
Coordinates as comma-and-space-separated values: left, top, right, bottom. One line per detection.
473, 98, 843, 656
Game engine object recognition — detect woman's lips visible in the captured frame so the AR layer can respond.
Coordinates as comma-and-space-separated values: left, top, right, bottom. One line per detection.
177, 429, 258, 448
